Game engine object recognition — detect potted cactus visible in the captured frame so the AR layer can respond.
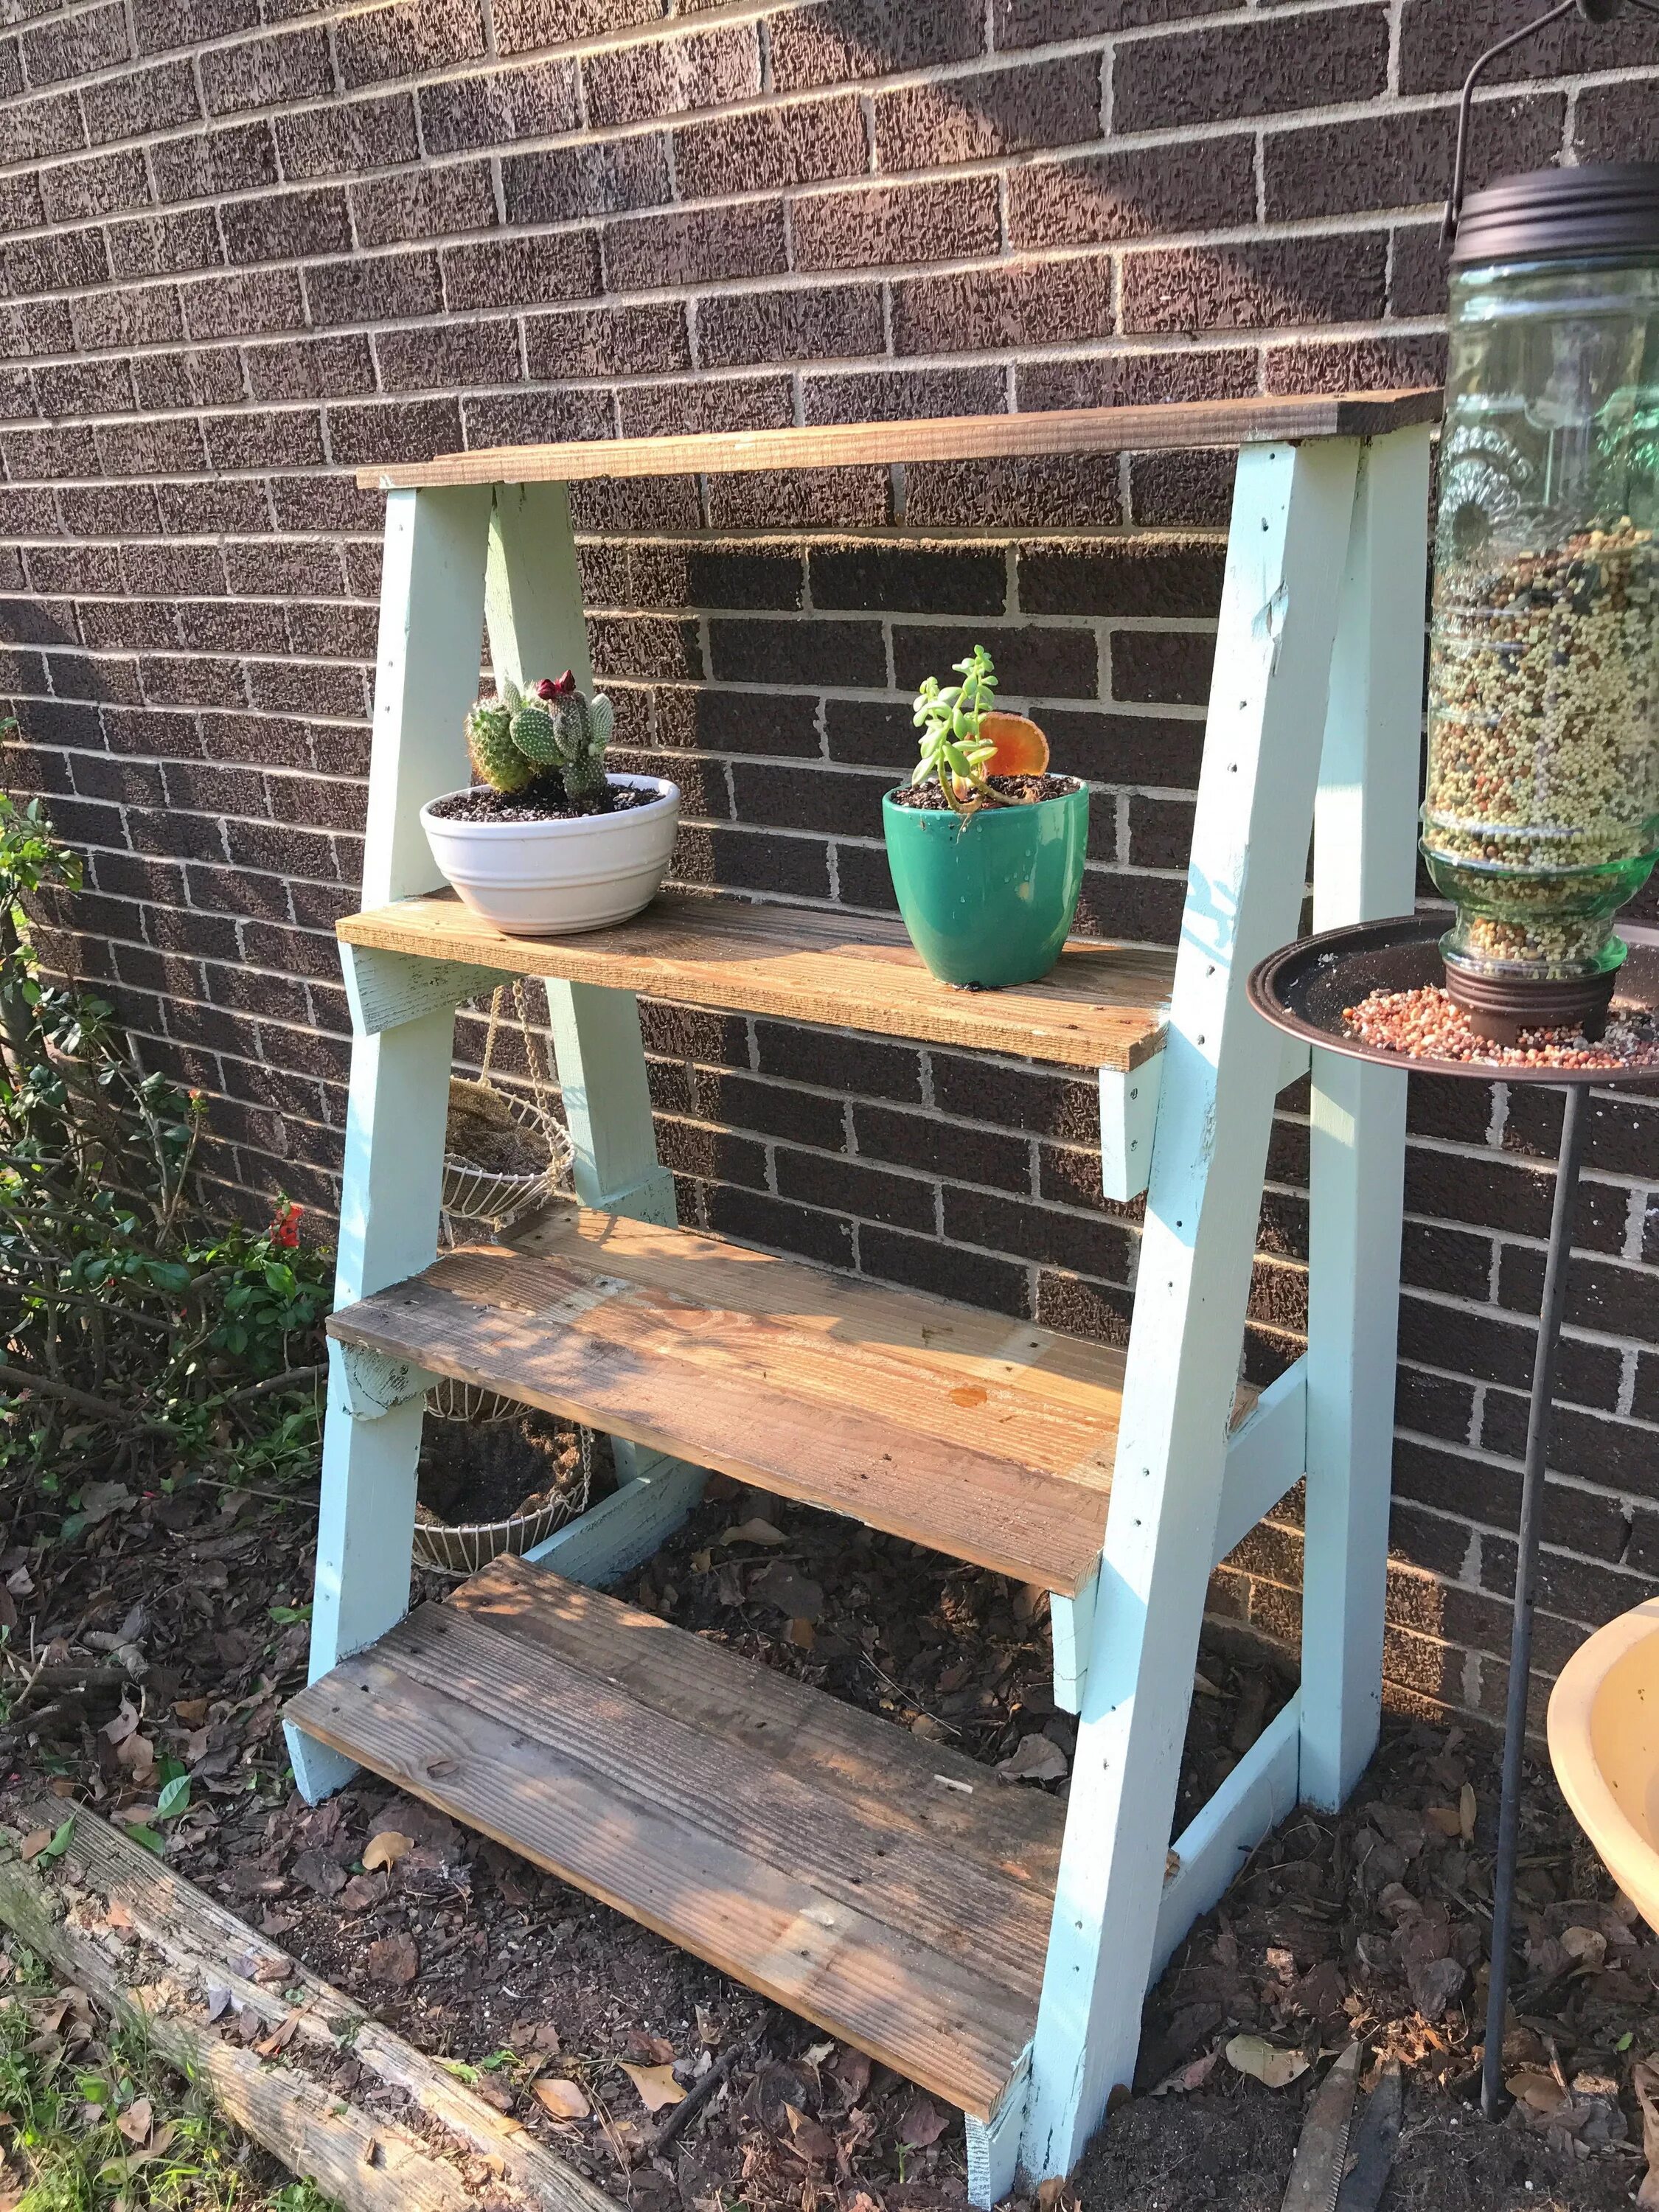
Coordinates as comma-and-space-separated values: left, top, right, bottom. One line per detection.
421, 672, 680, 936
882, 645, 1088, 987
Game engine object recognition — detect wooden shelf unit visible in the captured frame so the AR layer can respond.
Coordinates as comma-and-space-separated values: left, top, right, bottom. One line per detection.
286, 391, 1439, 2205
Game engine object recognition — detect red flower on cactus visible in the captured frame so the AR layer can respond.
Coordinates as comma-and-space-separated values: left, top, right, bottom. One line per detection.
537, 669, 577, 699
271, 1200, 303, 1249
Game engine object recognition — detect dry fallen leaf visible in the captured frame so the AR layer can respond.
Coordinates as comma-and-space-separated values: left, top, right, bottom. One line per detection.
361, 1831, 413, 1873
532, 2077, 590, 2121
364, 1934, 419, 1987
1458, 1781, 1476, 1843
896, 2093, 948, 2148
1508, 2068, 1568, 2117
720, 1518, 787, 1547
116, 2097, 153, 2146
173, 1697, 211, 1727
1560, 1924, 1607, 1970
783, 2103, 835, 2163
997, 1733, 1068, 1784
619, 2061, 685, 2113
1225, 2035, 1310, 2090
18, 1830, 53, 1864
1152, 2046, 1221, 2096
1425, 1804, 1462, 1837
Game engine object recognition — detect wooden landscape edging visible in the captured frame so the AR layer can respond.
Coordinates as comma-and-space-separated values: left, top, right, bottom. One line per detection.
0, 1803, 617, 2212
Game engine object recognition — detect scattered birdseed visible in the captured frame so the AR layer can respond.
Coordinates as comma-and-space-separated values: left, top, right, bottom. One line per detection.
1342, 984, 1659, 1071
1423, 517, 1659, 976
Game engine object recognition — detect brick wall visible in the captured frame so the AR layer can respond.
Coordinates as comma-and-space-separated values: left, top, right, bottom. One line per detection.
3, 0, 1659, 1733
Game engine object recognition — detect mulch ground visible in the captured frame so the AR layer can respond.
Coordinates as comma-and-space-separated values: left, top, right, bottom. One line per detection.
0, 1419, 1650, 2212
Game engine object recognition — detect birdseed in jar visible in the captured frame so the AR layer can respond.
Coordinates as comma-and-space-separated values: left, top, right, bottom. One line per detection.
1422, 518, 1659, 976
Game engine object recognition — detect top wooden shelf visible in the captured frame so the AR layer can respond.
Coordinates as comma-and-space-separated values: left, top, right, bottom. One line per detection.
339, 890, 1175, 1071
356, 389, 1443, 492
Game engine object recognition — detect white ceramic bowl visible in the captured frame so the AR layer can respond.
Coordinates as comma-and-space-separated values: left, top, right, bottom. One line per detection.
420, 773, 681, 935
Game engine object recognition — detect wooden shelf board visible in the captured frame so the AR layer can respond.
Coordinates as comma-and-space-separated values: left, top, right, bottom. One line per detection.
356, 389, 1442, 490
338, 891, 1175, 1073
327, 1206, 1132, 1595
286, 1560, 1056, 2117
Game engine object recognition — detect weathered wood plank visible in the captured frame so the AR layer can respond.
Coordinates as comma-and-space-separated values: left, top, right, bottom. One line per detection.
451, 1555, 1065, 1871
326, 1211, 1128, 1594
287, 1571, 1046, 2119
0, 1803, 616, 2212
338, 892, 1175, 1073
355, 391, 1443, 491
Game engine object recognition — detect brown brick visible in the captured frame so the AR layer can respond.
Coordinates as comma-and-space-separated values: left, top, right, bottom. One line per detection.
223, 187, 352, 265
60, 484, 162, 536
589, 614, 703, 683
150, 122, 276, 201
585, 24, 758, 128
133, 0, 258, 54
326, 397, 464, 466
34, 358, 136, 418
271, 476, 383, 533
181, 268, 307, 341
375, 319, 521, 393
201, 29, 333, 116
0, 91, 84, 166
178, 599, 287, 653
1010, 136, 1256, 249
1267, 96, 1563, 223
704, 466, 888, 530
893, 257, 1113, 354
1400, 0, 1659, 95
139, 653, 246, 709
28, 544, 123, 595
877, 55, 1099, 170
493, 0, 662, 56
655, 686, 821, 759
444, 232, 600, 311
351, 164, 496, 248
995, 0, 1229, 42
1263, 333, 1447, 395
1111, 630, 1214, 707
673, 95, 866, 199
1128, 450, 1235, 529
1117, 7, 1388, 131
894, 620, 1096, 700
605, 201, 785, 291
804, 364, 1007, 423
4, 227, 108, 296
203, 408, 324, 471
334, 0, 486, 91
3, 423, 100, 480
304, 249, 441, 327
728, 760, 887, 837
779, 1146, 936, 1234
812, 540, 1005, 615
695, 282, 881, 369
709, 614, 885, 690
582, 542, 804, 613
463, 389, 613, 447
23, 4, 127, 86
243, 333, 375, 403
1, 297, 78, 355
420, 60, 577, 154
1391, 226, 1444, 321
525, 302, 689, 380
862, 1106, 1029, 1194
503, 136, 672, 223
1019, 540, 1223, 619
131, 346, 242, 410
790, 176, 998, 271
1123, 235, 1387, 335
908, 454, 1123, 529
274, 93, 420, 181
770, 0, 983, 92
1576, 75, 1659, 163
38, 146, 148, 223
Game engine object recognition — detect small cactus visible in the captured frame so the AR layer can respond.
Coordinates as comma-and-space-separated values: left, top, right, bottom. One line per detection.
465, 671, 614, 809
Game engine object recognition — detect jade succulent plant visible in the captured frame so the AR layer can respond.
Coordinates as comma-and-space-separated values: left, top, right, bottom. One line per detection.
465, 672, 616, 810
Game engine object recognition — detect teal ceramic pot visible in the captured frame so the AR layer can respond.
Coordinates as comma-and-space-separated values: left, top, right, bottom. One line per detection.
882, 782, 1090, 987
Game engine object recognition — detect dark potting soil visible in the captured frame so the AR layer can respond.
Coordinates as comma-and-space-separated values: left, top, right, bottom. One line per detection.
427, 778, 658, 825
888, 773, 1082, 810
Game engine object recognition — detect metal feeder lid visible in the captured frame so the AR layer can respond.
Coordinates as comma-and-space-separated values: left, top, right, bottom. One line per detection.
1450, 161, 1659, 266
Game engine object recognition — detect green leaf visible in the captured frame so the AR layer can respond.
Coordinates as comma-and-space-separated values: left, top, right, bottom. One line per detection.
1618, 2030, 1635, 2052
262, 1262, 297, 1298
35, 1817, 75, 1863
156, 1774, 190, 1822
126, 1825, 165, 1856
268, 1603, 311, 1625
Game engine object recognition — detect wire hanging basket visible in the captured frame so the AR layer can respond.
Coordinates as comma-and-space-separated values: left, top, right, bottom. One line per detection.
414, 978, 591, 1573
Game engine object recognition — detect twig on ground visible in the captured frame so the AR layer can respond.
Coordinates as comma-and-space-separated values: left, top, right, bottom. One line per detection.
651, 2039, 751, 2156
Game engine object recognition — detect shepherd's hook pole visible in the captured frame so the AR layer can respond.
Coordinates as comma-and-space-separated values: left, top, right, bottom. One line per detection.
1481, 1080, 1589, 2120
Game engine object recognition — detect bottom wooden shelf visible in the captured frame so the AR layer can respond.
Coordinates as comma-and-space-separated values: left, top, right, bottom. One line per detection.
285, 1554, 1060, 2119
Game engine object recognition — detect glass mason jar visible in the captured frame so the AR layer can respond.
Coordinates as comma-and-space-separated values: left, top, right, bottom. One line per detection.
1424, 164, 1659, 1036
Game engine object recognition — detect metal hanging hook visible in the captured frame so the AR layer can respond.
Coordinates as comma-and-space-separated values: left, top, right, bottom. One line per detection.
1444, 0, 1659, 246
